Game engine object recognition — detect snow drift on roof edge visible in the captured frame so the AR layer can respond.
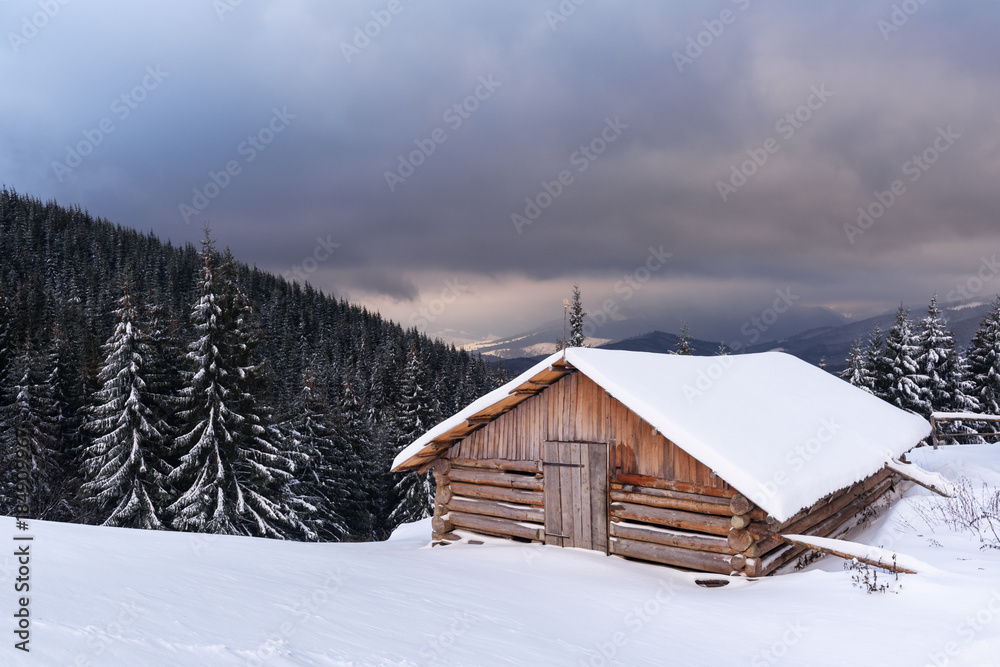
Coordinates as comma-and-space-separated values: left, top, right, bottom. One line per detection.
392, 348, 931, 522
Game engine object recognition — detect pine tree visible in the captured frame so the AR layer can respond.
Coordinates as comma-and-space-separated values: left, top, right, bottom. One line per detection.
968, 296, 1000, 417
940, 350, 983, 443
144, 297, 186, 455
0, 342, 60, 518
841, 338, 872, 393
0, 289, 12, 402
339, 372, 375, 539
282, 368, 348, 542
46, 323, 93, 520
167, 231, 299, 538
883, 305, 929, 415
569, 284, 586, 347
387, 346, 440, 530
865, 323, 892, 401
674, 323, 692, 355
80, 282, 169, 529
914, 295, 954, 416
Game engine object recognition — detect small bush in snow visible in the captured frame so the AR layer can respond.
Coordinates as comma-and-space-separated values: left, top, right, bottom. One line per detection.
844, 553, 900, 594
913, 478, 1000, 550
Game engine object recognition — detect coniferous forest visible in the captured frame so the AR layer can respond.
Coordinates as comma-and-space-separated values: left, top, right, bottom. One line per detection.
840, 296, 1000, 441
7, 189, 1000, 545
0, 189, 501, 541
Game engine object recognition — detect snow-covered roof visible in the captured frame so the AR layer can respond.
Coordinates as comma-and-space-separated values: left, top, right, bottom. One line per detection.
393, 348, 931, 522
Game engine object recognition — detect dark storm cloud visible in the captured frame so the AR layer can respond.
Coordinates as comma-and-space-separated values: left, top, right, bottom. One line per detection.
2, 0, 999, 339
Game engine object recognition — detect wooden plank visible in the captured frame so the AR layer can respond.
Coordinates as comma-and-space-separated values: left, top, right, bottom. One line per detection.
610, 502, 732, 536
609, 490, 734, 517
887, 459, 953, 497
610, 521, 734, 554
589, 442, 609, 553
615, 473, 734, 499
575, 442, 590, 549
544, 442, 564, 547
467, 394, 528, 420
445, 497, 544, 523
448, 467, 543, 491
449, 458, 542, 474
451, 482, 544, 506
448, 511, 544, 542
610, 537, 733, 575
757, 542, 799, 577
764, 532, 917, 574
559, 441, 575, 546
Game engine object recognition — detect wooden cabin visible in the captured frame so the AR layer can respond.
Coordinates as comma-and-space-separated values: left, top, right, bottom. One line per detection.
392, 349, 932, 577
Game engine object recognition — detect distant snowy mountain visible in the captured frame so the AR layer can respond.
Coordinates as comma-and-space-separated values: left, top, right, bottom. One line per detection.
486, 300, 997, 375
462, 321, 612, 359
470, 306, 849, 362
746, 301, 995, 372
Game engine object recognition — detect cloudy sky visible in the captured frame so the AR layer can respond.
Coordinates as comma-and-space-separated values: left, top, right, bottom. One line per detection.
2, 1, 998, 344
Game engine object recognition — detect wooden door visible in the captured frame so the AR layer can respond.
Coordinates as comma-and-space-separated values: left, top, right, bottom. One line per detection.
543, 441, 608, 552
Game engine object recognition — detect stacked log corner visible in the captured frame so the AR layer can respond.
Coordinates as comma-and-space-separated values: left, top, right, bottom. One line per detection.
434, 457, 546, 543
430, 459, 456, 541
725, 493, 768, 577
608, 480, 739, 576
726, 468, 899, 577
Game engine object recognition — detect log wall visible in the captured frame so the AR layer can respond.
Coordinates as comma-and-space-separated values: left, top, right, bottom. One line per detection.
607, 481, 739, 574
431, 458, 545, 544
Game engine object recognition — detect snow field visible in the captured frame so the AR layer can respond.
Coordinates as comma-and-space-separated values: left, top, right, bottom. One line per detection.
3, 445, 1000, 666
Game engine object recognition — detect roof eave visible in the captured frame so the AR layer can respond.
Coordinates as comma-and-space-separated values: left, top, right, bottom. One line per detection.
390, 358, 576, 472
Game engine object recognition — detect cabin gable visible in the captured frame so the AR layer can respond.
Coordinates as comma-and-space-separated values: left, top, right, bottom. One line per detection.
447, 371, 732, 494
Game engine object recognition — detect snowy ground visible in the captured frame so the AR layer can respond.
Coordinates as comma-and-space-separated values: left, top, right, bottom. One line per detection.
5, 446, 1000, 666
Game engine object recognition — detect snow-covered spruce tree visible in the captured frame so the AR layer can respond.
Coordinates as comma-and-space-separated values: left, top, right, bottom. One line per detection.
388, 345, 440, 530
915, 295, 956, 416
968, 296, 1000, 419
864, 323, 892, 401
80, 282, 170, 529
841, 338, 872, 394
674, 323, 692, 355
42, 324, 88, 521
0, 289, 11, 388
941, 350, 983, 443
167, 232, 299, 539
143, 297, 186, 452
339, 372, 375, 539
282, 368, 348, 542
0, 342, 60, 518
569, 284, 586, 347
883, 305, 930, 415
